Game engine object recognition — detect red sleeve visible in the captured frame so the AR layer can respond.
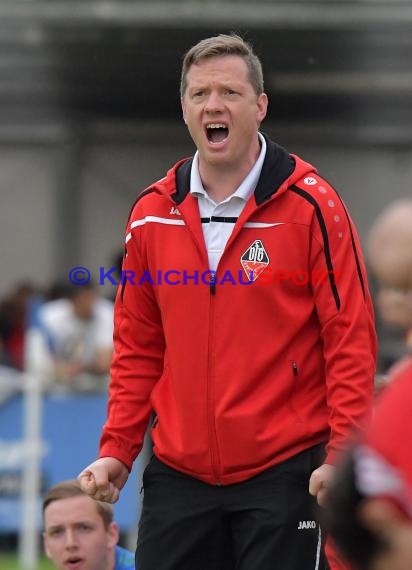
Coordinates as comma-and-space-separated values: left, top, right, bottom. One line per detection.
307, 180, 377, 464
99, 206, 165, 470
366, 361, 412, 477
325, 537, 353, 570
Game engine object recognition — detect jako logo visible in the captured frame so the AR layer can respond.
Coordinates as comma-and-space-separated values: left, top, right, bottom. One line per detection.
298, 521, 317, 530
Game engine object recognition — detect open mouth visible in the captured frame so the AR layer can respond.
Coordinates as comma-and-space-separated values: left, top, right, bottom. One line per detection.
65, 557, 83, 569
206, 123, 229, 144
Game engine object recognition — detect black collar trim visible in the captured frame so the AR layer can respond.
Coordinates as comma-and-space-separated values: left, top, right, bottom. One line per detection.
172, 135, 295, 207
172, 158, 193, 205
254, 134, 295, 205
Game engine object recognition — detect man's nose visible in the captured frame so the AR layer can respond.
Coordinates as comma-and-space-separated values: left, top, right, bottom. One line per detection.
64, 528, 79, 548
204, 91, 224, 112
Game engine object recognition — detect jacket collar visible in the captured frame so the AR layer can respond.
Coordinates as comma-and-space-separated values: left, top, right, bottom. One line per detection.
171, 133, 295, 206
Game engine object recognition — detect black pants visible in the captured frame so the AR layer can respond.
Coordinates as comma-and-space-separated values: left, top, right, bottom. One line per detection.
136, 445, 328, 570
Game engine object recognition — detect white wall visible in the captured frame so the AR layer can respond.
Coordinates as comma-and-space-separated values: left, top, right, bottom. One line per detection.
80, 138, 194, 298
0, 146, 56, 296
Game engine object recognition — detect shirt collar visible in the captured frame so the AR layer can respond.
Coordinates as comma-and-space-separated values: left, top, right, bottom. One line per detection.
190, 132, 267, 203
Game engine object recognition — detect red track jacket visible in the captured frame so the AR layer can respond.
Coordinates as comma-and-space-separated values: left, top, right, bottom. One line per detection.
99, 136, 377, 485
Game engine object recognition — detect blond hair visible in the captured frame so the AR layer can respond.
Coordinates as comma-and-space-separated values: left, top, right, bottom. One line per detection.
180, 33, 264, 97
42, 480, 113, 529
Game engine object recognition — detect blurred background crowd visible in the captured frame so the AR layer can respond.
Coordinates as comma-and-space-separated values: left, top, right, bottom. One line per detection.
1, 0, 412, 568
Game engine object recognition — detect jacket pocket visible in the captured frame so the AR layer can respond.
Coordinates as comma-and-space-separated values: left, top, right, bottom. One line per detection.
288, 359, 304, 423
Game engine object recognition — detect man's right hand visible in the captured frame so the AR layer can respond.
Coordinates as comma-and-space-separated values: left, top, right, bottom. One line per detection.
78, 457, 129, 503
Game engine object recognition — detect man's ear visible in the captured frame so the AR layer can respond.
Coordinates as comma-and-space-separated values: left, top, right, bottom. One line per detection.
107, 521, 119, 549
256, 92, 268, 125
181, 99, 187, 124
358, 498, 406, 539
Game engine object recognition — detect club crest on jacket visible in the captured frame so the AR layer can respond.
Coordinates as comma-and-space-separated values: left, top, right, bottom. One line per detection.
241, 239, 269, 282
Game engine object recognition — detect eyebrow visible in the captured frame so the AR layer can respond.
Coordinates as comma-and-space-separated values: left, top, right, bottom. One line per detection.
188, 82, 243, 93
45, 524, 64, 533
46, 521, 96, 532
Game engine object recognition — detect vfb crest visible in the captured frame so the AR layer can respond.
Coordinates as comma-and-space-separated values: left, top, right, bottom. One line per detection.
240, 239, 269, 282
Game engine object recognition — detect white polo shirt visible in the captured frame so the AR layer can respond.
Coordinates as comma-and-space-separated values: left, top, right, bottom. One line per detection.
190, 132, 266, 271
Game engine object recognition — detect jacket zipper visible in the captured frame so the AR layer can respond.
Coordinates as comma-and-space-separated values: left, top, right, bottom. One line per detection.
210, 272, 216, 295
292, 361, 299, 376
207, 275, 221, 483
166, 198, 221, 482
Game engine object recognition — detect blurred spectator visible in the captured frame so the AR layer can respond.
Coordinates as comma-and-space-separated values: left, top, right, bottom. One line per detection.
0, 281, 37, 370
39, 282, 114, 389
43, 480, 135, 570
325, 198, 412, 569
366, 198, 412, 391
326, 355, 412, 570
44, 281, 73, 302
0, 337, 11, 368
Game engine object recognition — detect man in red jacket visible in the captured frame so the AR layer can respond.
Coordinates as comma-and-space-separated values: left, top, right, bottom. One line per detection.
79, 34, 376, 569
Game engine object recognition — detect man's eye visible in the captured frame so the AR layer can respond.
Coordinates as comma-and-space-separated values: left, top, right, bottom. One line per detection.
78, 523, 93, 533
49, 529, 64, 538
193, 91, 204, 97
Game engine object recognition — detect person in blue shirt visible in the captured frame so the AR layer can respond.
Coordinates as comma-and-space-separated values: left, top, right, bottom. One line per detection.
43, 480, 135, 570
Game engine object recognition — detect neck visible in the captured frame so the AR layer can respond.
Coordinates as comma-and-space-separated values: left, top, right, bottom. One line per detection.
108, 548, 116, 570
198, 137, 261, 203
200, 159, 257, 204
199, 167, 247, 203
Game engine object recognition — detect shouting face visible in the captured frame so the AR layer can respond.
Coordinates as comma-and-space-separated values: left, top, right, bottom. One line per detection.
181, 54, 267, 174
43, 495, 118, 570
